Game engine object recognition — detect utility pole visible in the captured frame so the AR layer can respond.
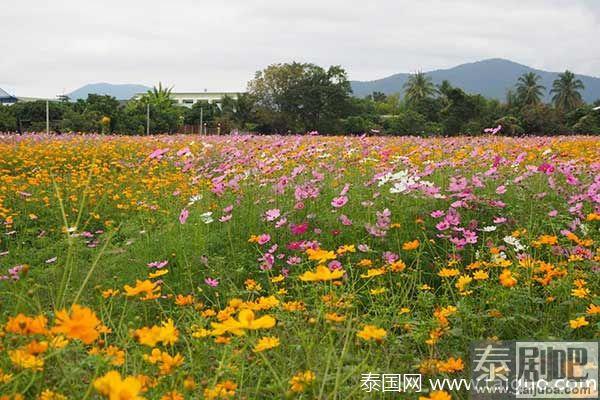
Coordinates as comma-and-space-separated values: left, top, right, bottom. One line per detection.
199, 107, 203, 135
146, 103, 150, 135
46, 100, 49, 134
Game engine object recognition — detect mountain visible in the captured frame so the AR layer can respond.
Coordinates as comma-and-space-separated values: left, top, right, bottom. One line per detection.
67, 83, 151, 100
350, 59, 600, 103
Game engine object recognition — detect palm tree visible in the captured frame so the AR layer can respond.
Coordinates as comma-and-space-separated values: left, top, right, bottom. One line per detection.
403, 72, 437, 104
515, 72, 545, 106
144, 82, 174, 108
550, 71, 585, 112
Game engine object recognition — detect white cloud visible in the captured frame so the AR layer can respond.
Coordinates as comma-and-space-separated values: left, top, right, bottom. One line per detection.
1, 0, 599, 97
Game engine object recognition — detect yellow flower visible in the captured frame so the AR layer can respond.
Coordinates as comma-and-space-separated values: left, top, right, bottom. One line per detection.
160, 391, 184, 400
0, 369, 13, 384
102, 289, 120, 298
572, 287, 590, 299
5, 314, 48, 335
51, 304, 103, 344
586, 304, 600, 315
143, 348, 184, 375
370, 287, 387, 295
134, 319, 179, 347
244, 279, 262, 291
437, 357, 464, 373
438, 268, 460, 278
174, 294, 194, 306
270, 274, 285, 283
38, 390, 67, 400
148, 269, 168, 279
360, 267, 386, 278
402, 239, 420, 251
253, 336, 280, 352
299, 265, 344, 282
123, 279, 161, 299
306, 248, 336, 264
93, 370, 145, 399
211, 309, 276, 336
336, 244, 356, 255
283, 301, 306, 312
8, 349, 44, 371
388, 260, 406, 272
203, 380, 237, 399
325, 313, 346, 323
357, 325, 387, 342
455, 275, 472, 292
569, 316, 589, 329
419, 390, 452, 400
289, 370, 315, 393
473, 270, 489, 280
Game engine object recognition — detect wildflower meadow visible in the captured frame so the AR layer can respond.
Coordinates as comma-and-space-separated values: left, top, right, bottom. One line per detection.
0, 133, 598, 399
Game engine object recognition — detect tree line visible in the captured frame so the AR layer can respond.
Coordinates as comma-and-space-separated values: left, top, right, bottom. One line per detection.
1, 63, 599, 135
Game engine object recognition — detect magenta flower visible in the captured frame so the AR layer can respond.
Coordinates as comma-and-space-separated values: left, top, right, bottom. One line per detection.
290, 222, 308, 235
179, 209, 189, 224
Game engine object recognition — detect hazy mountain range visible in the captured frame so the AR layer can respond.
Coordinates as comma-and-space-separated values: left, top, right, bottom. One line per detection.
62, 59, 600, 102
350, 58, 600, 102
67, 83, 151, 100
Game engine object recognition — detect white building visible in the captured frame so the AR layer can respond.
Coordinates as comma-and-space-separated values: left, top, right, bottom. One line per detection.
133, 91, 243, 108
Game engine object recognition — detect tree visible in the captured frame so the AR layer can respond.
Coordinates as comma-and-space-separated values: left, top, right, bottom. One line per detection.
248, 62, 352, 133
0, 106, 17, 131
371, 91, 387, 102
403, 72, 437, 104
515, 72, 545, 106
520, 104, 563, 135
145, 82, 174, 108
550, 70, 585, 112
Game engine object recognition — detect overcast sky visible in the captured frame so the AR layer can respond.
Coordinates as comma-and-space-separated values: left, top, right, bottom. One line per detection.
1, 0, 599, 97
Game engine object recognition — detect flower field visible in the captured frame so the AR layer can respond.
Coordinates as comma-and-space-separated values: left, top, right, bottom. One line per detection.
0, 133, 599, 399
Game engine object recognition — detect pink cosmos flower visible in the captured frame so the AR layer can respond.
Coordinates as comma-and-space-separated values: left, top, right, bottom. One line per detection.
496, 185, 507, 195
204, 277, 219, 287
430, 210, 445, 218
149, 148, 169, 160
257, 234, 271, 245
328, 260, 342, 270
219, 214, 232, 222
265, 208, 281, 221
179, 209, 189, 224
339, 214, 353, 226
331, 195, 348, 208
147, 260, 168, 269
548, 210, 558, 217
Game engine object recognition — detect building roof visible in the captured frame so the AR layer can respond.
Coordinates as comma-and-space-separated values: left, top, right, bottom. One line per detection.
0, 87, 16, 99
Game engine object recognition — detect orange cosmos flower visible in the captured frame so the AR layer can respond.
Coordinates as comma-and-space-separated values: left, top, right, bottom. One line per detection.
299, 265, 344, 282
51, 304, 103, 344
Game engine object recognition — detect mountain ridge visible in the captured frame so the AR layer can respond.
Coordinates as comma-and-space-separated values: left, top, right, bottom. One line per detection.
67, 83, 151, 100
350, 58, 600, 102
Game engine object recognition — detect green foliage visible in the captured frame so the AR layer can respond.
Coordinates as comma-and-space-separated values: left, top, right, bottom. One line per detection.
248, 62, 353, 133
403, 72, 437, 104
0, 105, 17, 131
551, 70, 585, 112
516, 72, 545, 106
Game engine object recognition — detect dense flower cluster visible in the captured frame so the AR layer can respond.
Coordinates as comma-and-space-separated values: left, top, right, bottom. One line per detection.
0, 133, 598, 398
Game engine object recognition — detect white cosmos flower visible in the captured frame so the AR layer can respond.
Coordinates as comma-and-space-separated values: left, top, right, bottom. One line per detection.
200, 212, 214, 224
